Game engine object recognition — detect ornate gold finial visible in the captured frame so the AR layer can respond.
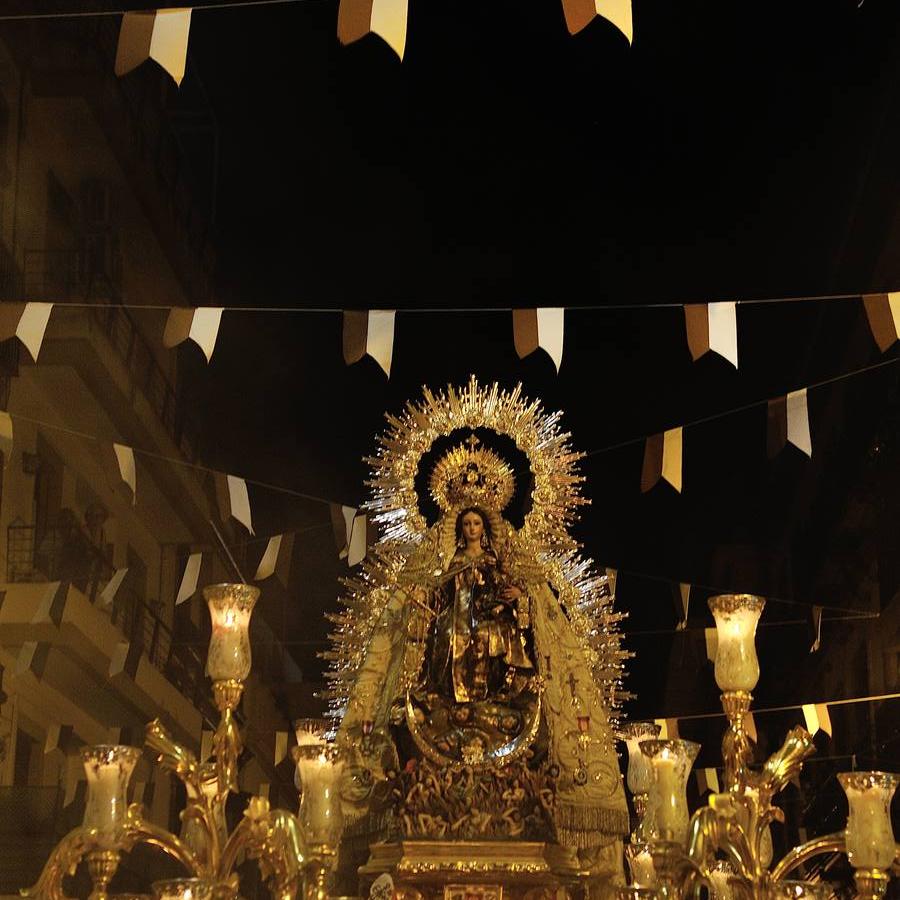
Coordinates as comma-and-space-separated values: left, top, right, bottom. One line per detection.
428, 435, 516, 513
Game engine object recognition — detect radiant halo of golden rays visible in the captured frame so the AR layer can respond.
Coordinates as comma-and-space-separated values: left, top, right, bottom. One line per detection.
322, 376, 632, 739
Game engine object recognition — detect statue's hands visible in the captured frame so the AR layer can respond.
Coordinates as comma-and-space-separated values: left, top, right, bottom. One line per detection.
501, 586, 522, 600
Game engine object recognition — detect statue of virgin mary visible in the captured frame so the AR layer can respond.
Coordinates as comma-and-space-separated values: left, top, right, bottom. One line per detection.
325, 378, 630, 894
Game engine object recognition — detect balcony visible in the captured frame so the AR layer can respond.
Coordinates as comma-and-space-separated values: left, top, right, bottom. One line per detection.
5, 521, 212, 728
20, 248, 200, 463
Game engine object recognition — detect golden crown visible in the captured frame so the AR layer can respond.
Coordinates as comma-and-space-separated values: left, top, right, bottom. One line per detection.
428, 435, 516, 513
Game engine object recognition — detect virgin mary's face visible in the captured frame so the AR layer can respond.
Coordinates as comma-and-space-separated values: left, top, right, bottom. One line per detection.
460, 512, 484, 545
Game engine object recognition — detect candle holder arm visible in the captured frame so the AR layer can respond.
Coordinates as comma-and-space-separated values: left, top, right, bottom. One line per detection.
218, 799, 306, 899
21, 827, 93, 900
145, 720, 205, 798
755, 727, 815, 797
770, 832, 846, 882
123, 804, 202, 875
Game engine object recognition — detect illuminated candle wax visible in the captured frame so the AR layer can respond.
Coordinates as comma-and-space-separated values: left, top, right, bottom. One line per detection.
151, 879, 213, 900
293, 743, 344, 848
294, 717, 331, 746
640, 739, 700, 844
204, 583, 259, 682
708, 861, 735, 900
81, 745, 141, 849
627, 844, 656, 887
708, 594, 765, 692
838, 771, 899, 870
771, 882, 830, 900
620, 721, 661, 795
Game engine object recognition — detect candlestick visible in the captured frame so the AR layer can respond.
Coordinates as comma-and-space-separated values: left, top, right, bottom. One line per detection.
838, 771, 898, 870
204, 583, 258, 682
81, 745, 141, 849
639, 739, 700, 844
708, 594, 764, 692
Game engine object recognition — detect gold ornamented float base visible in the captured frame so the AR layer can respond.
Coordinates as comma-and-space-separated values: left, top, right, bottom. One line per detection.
359, 840, 592, 900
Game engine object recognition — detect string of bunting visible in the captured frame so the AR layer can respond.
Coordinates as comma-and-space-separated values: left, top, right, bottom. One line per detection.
648, 690, 900, 746
0, 0, 633, 73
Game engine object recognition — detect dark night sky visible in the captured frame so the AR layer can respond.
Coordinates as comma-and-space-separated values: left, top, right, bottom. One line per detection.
124, 0, 900, 740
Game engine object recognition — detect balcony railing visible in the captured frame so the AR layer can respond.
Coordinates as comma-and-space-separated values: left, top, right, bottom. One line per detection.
7, 522, 209, 716
19, 248, 199, 462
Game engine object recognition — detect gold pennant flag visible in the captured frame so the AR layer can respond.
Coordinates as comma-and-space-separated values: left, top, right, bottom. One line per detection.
274, 731, 289, 766
604, 567, 617, 598
338, 0, 408, 60
641, 427, 682, 493
815, 702, 832, 737
347, 512, 368, 567
705, 627, 718, 662
226, 475, 254, 535
560, 0, 633, 42
654, 717, 679, 740
163, 306, 223, 362
862, 293, 900, 352
343, 310, 396, 377
115, 8, 193, 87
695, 767, 720, 796
512, 308, 565, 372
0, 302, 54, 362
684, 302, 738, 368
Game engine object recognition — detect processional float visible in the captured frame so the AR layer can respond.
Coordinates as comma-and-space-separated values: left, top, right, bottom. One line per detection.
24, 378, 898, 900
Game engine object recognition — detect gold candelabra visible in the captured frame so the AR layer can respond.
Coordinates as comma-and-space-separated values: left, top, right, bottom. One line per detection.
620, 594, 899, 900
23, 584, 343, 900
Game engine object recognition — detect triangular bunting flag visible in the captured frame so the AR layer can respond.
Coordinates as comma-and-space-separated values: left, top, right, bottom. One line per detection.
862, 293, 900, 352
113, 443, 137, 504
801, 702, 832, 737
163, 306, 223, 362
337, 0, 408, 60
604, 567, 617, 598
347, 512, 368, 567
99, 568, 129, 611
786, 389, 812, 457
343, 310, 396, 377
642, 427, 683, 493
175, 552, 202, 605
653, 718, 679, 740
695, 767, 720, 796
253, 533, 294, 586
226, 475, 254, 535
274, 730, 289, 766
560, 0, 633, 42
684, 302, 738, 368
809, 605, 823, 653
705, 627, 718, 663
512, 308, 565, 372
115, 8, 193, 87
0, 302, 54, 362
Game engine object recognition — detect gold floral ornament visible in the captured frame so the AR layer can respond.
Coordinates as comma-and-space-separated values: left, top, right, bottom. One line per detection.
428, 437, 516, 514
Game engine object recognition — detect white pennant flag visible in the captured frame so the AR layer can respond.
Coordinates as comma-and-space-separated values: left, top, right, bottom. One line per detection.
786, 388, 812, 457
113, 443, 137, 504
17, 303, 54, 362
175, 552, 202, 605
366, 310, 395, 377
708, 301, 739, 368
536, 307, 565, 372
163, 306, 224, 363
226, 474, 254, 534
99, 568, 129, 610
115, 8, 193, 87
347, 513, 367, 567
802, 702, 832, 737
254, 534, 282, 580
